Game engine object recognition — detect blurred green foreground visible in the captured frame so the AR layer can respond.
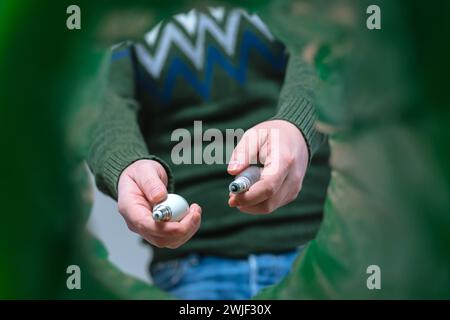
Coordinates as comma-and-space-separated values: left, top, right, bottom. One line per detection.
0, 0, 449, 299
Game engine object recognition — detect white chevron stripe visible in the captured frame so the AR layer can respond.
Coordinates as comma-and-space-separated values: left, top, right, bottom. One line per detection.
209, 7, 225, 22
174, 9, 198, 36
144, 22, 162, 46
136, 9, 274, 79
242, 11, 274, 41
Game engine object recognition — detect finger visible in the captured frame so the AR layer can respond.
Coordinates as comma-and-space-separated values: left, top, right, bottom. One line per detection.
237, 177, 300, 214
134, 168, 168, 205
141, 234, 170, 247
148, 203, 201, 234
151, 204, 202, 248
237, 189, 287, 214
228, 193, 238, 207
144, 234, 190, 249
121, 204, 172, 238
169, 205, 202, 248
119, 192, 152, 222
118, 174, 148, 205
258, 126, 284, 177
174, 203, 202, 236
227, 129, 260, 175
230, 164, 289, 208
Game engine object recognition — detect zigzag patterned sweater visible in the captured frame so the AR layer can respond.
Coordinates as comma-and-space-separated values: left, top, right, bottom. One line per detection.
88, 7, 330, 263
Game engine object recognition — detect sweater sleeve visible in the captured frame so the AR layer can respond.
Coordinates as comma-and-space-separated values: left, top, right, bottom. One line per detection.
87, 42, 174, 200
271, 52, 324, 160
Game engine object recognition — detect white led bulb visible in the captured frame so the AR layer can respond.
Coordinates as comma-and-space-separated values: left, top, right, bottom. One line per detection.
152, 193, 189, 222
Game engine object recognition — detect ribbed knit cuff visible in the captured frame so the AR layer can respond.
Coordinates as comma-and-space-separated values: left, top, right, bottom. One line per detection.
271, 96, 318, 162
102, 147, 174, 200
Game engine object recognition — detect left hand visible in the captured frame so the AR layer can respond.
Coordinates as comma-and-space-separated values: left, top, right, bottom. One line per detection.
227, 120, 309, 214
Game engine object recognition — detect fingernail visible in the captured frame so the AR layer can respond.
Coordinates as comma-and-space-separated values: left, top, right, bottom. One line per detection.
191, 203, 202, 214
151, 189, 166, 203
228, 160, 240, 171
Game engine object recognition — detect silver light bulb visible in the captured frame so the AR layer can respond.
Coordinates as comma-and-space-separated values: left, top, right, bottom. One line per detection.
229, 166, 261, 194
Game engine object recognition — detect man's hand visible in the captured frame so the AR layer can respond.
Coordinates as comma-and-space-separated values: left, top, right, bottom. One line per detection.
117, 159, 201, 249
227, 120, 309, 214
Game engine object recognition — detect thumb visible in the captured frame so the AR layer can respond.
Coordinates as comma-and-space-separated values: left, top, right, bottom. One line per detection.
134, 166, 168, 205
227, 128, 259, 175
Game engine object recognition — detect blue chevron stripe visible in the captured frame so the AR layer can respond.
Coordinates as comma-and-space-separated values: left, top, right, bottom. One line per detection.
137, 29, 287, 104
111, 48, 130, 62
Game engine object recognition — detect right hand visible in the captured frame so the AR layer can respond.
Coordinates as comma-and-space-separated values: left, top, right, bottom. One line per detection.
117, 159, 202, 249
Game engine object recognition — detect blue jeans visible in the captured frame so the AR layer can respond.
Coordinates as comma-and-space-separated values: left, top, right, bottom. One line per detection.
150, 247, 303, 300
